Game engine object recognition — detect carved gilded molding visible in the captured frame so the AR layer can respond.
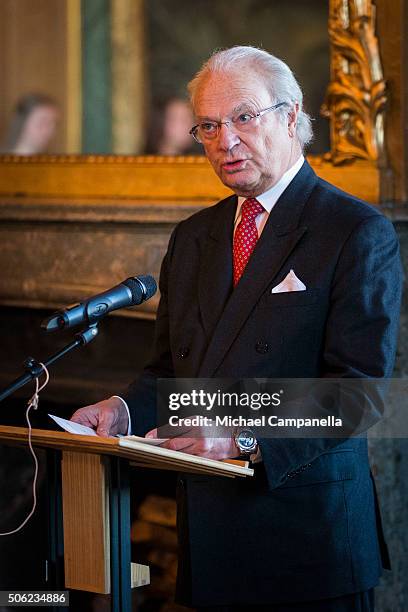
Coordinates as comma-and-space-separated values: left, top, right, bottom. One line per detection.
0, 156, 379, 203
0, 154, 206, 164
321, 0, 387, 164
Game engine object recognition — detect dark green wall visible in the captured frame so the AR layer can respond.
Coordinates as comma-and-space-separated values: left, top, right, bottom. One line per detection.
81, 0, 112, 153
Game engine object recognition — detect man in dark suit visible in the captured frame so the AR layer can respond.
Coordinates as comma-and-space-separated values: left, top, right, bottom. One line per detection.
72, 46, 402, 610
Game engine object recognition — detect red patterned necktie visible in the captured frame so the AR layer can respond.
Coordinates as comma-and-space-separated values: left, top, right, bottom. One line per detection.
233, 198, 264, 286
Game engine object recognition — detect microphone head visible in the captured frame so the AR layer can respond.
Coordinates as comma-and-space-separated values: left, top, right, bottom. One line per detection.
41, 312, 61, 332
123, 275, 157, 305
41, 311, 66, 332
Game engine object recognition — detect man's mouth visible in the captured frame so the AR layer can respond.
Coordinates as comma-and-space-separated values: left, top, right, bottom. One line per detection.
221, 159, 249, 172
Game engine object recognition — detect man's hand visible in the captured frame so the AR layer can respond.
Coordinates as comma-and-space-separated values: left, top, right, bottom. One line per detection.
146, 426, 237, 461
70, 397, 129, 438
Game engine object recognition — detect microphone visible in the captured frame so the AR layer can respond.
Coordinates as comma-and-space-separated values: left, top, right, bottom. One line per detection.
42, 275, 157, 332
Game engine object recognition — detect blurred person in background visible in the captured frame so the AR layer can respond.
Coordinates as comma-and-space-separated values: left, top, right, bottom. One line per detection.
0, 93, 59, 154
145, 96, 200, 155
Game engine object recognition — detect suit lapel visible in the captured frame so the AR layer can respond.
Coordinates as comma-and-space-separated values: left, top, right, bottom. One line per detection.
198, 160, 318, 377
198, 195, 236, 340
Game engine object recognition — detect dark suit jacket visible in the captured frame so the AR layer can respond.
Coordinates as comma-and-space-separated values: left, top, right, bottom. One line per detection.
123, 161, 402, 607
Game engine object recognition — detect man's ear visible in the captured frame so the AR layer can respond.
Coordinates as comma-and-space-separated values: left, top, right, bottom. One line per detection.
288, 102, 300, 137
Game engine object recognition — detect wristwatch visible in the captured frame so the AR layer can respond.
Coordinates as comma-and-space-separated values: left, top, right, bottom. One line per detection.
234, 428, 258, 455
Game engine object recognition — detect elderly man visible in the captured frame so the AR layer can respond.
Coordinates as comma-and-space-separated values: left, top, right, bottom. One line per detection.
72, 47, 402, 610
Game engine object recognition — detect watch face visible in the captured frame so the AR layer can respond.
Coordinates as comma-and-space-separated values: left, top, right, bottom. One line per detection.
237, 429, 256, 451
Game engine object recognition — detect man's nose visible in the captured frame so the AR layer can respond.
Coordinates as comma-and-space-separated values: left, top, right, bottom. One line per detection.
217, 123, 240, 150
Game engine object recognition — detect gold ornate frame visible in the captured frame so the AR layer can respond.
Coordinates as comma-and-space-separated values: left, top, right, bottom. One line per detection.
0, 0, 386, 205
323, 0, 386, 165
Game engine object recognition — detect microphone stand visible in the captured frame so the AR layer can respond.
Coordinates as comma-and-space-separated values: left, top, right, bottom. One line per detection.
0, 323, 99, 403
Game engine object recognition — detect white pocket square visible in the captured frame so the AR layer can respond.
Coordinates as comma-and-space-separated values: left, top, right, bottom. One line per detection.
271, 269, 306, 293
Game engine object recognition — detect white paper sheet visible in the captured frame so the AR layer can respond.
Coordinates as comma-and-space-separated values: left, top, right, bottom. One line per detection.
49, 414, 97, 436
49, 414, 168, 445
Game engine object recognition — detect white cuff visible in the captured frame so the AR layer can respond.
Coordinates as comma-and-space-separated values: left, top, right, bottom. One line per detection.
111, 395, 132, 435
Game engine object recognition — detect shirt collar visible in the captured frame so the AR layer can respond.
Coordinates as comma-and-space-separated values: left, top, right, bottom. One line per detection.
236, 155, 305, 217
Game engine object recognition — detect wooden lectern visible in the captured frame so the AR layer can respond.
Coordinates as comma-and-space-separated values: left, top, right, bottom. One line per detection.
0, 426, 253, 611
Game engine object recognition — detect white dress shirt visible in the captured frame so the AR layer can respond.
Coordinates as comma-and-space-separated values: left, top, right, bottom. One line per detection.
115, 155, 305, 438
234, 154, 304, 237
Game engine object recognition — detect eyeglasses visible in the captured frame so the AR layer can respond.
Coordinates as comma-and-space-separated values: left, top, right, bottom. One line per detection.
189, 101, 287, 144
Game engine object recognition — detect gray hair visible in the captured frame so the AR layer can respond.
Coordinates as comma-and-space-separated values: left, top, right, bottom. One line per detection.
188, 46, 313, 149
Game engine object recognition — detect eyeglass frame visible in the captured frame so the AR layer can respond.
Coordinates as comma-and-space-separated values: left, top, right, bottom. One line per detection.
189, 101, 288, 144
